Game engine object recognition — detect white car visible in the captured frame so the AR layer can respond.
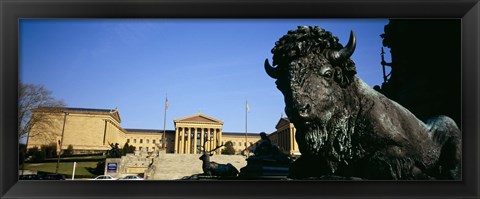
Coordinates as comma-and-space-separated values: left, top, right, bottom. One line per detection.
120, 175, 144, 180
93, 175, 117, 180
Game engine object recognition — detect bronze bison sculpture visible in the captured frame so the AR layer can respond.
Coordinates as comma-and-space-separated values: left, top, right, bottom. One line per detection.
264, 26, 461, 180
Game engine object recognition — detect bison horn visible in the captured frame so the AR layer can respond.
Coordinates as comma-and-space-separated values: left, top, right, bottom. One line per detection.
264, 59, 278, 79
327, 30, 356, 61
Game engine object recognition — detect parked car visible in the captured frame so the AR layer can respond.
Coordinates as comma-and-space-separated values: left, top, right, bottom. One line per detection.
120, 175, 144, 180
42, 174, 66, 180
19, 174, 41, 180
93, 175, 117, 180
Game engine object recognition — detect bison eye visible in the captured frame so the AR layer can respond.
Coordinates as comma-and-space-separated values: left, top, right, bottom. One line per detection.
323, 70, 333, 78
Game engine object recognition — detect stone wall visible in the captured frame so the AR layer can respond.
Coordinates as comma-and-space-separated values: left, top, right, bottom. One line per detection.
146, 151, 248, 180
106, 150, 153, 179
125, 132, 175, 153
221, 134, 261, 155
27, 110, 126, 152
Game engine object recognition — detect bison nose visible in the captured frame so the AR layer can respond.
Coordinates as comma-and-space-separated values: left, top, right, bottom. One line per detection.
297, 104, 311, 118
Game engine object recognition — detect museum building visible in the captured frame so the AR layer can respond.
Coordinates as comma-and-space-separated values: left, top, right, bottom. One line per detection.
26, 107, 300, 156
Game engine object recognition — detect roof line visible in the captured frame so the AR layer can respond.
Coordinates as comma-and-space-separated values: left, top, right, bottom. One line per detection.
125, 128, 175, 132
64, 107, 116, 112
174, 113, 224, 124
222, 132, 262, 136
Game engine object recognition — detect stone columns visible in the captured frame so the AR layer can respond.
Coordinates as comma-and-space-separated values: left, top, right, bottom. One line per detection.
217, 129, 220, 154
187, 128, 191, 154
210, 129, 214, 151
200, 128, 204, 150
279, 130, 283, 150
218, 128, 222, 146
217, 129, 221, 154
190, 127, 194, 154
174, 124, 224, 154
291, 128, 294, 151
285, 130, 288, 150
193, 128, 198, 154
291, 127, 295, 151
211, 129, 213, 151
174, 128, 179, 154
205, 129, 209, 151
213, 128, 217, 154
179, 127, 184, 154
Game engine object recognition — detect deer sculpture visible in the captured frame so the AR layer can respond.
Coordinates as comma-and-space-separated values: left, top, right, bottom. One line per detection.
198, 139, 239, 177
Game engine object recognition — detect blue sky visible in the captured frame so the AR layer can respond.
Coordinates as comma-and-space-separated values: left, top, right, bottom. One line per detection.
20, 19, 390, 134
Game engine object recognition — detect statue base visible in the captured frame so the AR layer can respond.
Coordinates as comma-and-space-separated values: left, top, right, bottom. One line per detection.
238, 155, 292, 179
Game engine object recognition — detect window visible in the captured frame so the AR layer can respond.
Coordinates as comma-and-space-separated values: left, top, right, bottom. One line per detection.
139, 147, 142, 150
153, 140, 156, 144
152, 147, 155, 151
140, 139, 143, 144
233, 142, 236, 146
127, 139, 130, 143
239, 142, 242, 146
147, 139, 149, 144
134, 139, 136, 143
146, 147, 149, 151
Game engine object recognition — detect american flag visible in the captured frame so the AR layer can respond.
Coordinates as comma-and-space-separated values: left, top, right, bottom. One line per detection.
165, 97, 168, 110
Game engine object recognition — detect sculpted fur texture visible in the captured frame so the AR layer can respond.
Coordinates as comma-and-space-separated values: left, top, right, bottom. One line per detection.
265, 26, 461, 180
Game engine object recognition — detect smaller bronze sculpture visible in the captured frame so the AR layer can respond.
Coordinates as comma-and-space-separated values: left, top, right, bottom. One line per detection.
253, 132, 291, 162
107, 143, 121, 158
239, 132, 292, 179
198, 139, 239, 177
254, 132, 273, 156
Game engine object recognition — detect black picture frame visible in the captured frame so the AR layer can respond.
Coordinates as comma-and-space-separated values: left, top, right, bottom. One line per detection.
1, 0, 479, 198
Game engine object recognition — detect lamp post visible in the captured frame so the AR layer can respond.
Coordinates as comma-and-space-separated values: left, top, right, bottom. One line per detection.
245, 99, 249, 158
55, 112, 68, 174
21, 129, 31, 176
381, 47, 392, 84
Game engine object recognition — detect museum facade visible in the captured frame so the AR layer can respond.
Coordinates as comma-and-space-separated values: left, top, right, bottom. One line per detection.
26, 107, 299, 156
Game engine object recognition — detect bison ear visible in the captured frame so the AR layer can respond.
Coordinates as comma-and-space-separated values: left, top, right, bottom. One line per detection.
334, 67, 344, 83
334, 67, 351, 87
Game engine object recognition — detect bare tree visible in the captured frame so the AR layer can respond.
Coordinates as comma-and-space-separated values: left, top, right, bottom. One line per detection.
18, 82, 65, 141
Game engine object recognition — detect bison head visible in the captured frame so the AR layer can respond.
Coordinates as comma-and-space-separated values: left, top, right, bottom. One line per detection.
265, 26, 359, 167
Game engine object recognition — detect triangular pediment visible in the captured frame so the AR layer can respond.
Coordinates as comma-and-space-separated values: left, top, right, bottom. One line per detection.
175, 114, 224, 124
275, 117, 291, 129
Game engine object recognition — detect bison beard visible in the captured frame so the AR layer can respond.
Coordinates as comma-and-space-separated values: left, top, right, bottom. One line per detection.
265, 26, 461, 180
293, 128, 362, 178
297, 113, 358, 171
289, 83, 370, 179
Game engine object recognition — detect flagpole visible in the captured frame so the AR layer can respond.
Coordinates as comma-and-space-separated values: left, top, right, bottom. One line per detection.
245, 99, 248, 158
55, 112, 68, 174
163, 96, 167, 150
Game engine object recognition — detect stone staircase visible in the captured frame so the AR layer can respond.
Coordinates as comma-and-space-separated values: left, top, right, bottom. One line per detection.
145, 151, 247, 180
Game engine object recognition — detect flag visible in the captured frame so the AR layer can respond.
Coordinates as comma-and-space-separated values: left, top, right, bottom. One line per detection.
57, 138, 61, 152
246, 101, 249, 112
165, 97, 169, 110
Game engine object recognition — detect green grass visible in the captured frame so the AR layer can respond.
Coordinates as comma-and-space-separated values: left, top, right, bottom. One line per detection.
57, 155, 105, 160
44, 155, 106, 162
23, 161, 100, 178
